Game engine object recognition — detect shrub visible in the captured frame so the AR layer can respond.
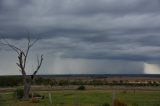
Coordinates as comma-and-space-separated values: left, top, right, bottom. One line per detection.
0, 94, 4, 105
132, 103, 139, 106
77, 85, 86, 90
30, 98, 40, 103
15, 88, 23, 99
113, 98, 128, 106
102, 103, 110, 106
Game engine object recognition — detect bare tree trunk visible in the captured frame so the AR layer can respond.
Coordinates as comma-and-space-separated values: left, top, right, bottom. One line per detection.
23, 79, 31, 100
0, 37, 43, 100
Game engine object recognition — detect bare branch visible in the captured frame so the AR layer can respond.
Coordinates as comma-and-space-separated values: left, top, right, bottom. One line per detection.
16, 63, 21, 68
29, 38, 38, 48
0, 41, 21, 54
32, 55, 43, 79
23, 37, 39, 69
0, 37, 23, 54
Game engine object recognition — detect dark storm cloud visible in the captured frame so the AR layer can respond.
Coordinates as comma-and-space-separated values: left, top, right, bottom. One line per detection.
1, 0, 160, 62
138, 35, 160, 46
57, 0, 160, 15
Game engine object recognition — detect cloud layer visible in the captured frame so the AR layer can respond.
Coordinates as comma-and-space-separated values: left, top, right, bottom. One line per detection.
0, 0, 160, 74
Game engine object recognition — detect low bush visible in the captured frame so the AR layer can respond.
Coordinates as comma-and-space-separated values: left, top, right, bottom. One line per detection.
30, 97, 40, 103
131, 103, 139, 106
102, 102, 110, 106
113, 98, 128, 106
77, 85, 86, 90
15, 88, 23, 99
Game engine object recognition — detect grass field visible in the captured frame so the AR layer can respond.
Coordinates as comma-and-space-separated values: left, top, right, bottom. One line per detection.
0, 90, 160, 106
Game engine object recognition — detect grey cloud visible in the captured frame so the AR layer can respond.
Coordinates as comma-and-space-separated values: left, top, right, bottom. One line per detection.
138, 35, 160, 46
1, 0, 160, 74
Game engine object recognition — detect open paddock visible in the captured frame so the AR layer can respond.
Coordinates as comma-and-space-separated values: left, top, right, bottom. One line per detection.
0, 90, 160, 106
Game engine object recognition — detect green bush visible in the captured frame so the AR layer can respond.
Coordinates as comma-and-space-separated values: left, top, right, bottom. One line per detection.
113, 98, 128, 106
77, 85, 86, 90
15, 88, 24, 99
102, 103, 110, 106
0, 94, 4, 105
132, 103, 139, 106
30, 98, 40, 103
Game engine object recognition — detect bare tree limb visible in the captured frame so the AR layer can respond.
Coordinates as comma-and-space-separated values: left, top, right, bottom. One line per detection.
0, 41, 21, 54
23, 37, 39, 69
31, 55, 43, 79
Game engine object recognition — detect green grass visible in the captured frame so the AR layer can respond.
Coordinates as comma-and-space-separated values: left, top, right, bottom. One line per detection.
0, 90, 160, 106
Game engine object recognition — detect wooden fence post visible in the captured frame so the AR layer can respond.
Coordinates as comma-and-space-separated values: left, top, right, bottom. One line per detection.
49, 92, 53, 104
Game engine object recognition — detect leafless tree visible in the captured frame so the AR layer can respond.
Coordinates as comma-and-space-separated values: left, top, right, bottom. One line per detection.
0, 37, 43, 100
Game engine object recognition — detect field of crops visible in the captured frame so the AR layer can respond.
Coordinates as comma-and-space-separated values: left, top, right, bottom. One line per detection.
0, 90, 160, 106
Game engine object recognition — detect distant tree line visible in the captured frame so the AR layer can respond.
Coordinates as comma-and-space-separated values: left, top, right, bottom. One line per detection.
0, 76, 23, 87
0, 76, 159, 87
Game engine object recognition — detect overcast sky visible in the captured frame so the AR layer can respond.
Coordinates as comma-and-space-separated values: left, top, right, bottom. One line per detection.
0, 0, 160, 75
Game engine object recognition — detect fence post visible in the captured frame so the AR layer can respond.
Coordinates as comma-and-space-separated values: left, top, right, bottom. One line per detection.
49, 92, 53, 104
112, 90, 116, 106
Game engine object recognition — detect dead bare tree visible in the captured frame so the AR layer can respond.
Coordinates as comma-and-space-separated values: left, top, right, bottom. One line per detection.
0, 37, 43, 100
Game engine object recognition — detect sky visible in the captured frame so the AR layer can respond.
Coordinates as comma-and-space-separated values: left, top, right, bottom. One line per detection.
0, 0, 160, 75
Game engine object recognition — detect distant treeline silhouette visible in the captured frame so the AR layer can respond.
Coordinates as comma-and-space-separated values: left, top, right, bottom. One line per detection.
0, 76, 23, 87
0, 76, 159, 87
